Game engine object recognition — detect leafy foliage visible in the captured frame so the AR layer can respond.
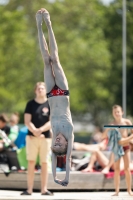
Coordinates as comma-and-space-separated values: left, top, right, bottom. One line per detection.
103, 0, 133, 116
0, 0, 133, 124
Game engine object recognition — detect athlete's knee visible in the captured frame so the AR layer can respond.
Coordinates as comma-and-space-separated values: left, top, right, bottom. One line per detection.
95, 149, 100, 154
124, 166, 130, 172
93, 149, 101, 156
28, 160, 35, 165
41, 162, 47, 166
114, 166, 120, 171
44, 56, 51, 66
51, 55, 59, 64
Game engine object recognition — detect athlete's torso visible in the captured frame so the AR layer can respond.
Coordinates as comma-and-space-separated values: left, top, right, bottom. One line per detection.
112, 118, 130, 138
48, 96, 73, 139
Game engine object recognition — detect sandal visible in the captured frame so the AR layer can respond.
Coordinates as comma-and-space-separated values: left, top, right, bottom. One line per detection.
41, 190, 53, 195
20, 190, 31, 195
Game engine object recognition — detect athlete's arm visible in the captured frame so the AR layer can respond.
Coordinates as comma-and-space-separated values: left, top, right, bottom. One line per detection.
54, 134, 74, 187
65, 134, 74, 183
102, 122, 116, 140
51, 133, 58, 181
118, 120, 133, 145
126, 119, 133, 134
52, 152, 57, 180
119, 135, 133, 146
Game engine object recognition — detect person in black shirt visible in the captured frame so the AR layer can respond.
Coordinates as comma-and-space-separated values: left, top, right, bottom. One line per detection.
21, 82, 53, 196
0, 114, 10, 152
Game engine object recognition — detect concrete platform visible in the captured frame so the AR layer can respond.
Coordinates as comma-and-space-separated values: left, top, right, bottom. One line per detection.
0, 171, 133, 190
0, 151, 133, 190
0, 190, 133, 200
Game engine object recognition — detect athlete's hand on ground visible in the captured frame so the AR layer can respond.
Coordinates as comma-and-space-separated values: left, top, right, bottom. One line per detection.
54, 178, 69, 187
60, 179, 69, 186
36, 10, 43, 25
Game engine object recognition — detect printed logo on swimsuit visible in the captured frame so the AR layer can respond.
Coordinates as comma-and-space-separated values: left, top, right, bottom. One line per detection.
42, 107, 49, 114
56, 88, 64, 95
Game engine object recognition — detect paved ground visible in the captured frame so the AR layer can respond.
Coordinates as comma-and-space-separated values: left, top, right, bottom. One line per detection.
0, 190, 133, 200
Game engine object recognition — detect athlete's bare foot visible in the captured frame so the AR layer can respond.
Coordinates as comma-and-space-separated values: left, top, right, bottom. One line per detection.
101, 167, 110, 174
82, 167, 93, 173
36, 10, 43, 26
41, 8, 51, 26
128, 190, 133, 196
112, 192, 119, 196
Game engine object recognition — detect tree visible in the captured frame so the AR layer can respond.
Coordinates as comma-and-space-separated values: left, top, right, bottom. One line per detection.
103, 0, 133, 116
0, 0, 118, 125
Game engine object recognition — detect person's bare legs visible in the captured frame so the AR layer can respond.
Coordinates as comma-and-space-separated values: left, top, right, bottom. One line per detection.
42, 9, 68, 90
36, 10, 55, 93
73, 140, 107, 152
73, 142, 100, 152
41, 162, 48, 194
129, 161, 133, 170
27, 161, 36, 194
101, 153, 114, 174
82, 150, 109, 172
112, 159, 121, 196
123, 150, 133, 196
81, 152, 97, 172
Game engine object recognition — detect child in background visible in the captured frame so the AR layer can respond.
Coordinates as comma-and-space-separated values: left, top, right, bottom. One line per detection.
102, 105, 133, 196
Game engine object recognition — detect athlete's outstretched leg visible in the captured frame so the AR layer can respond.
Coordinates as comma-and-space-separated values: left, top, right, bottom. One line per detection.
41, 8, 68, 90
36, 10, 55, 93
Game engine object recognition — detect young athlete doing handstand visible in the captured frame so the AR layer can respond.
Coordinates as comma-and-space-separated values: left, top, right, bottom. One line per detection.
36, 8, 74, 187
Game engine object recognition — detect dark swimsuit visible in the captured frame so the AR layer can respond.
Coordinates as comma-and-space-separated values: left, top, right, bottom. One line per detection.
47, 84, 69, 98
123, 145, 130, 152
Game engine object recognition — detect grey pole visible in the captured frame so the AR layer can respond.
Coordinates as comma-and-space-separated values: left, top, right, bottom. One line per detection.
122, 0, 126, 117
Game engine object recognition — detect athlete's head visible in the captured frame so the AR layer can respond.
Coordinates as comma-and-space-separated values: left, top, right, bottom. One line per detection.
112, 105, 123, 119
10, 112, 20, 126
34, 82, 46, 98
51, 133, 68, 156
